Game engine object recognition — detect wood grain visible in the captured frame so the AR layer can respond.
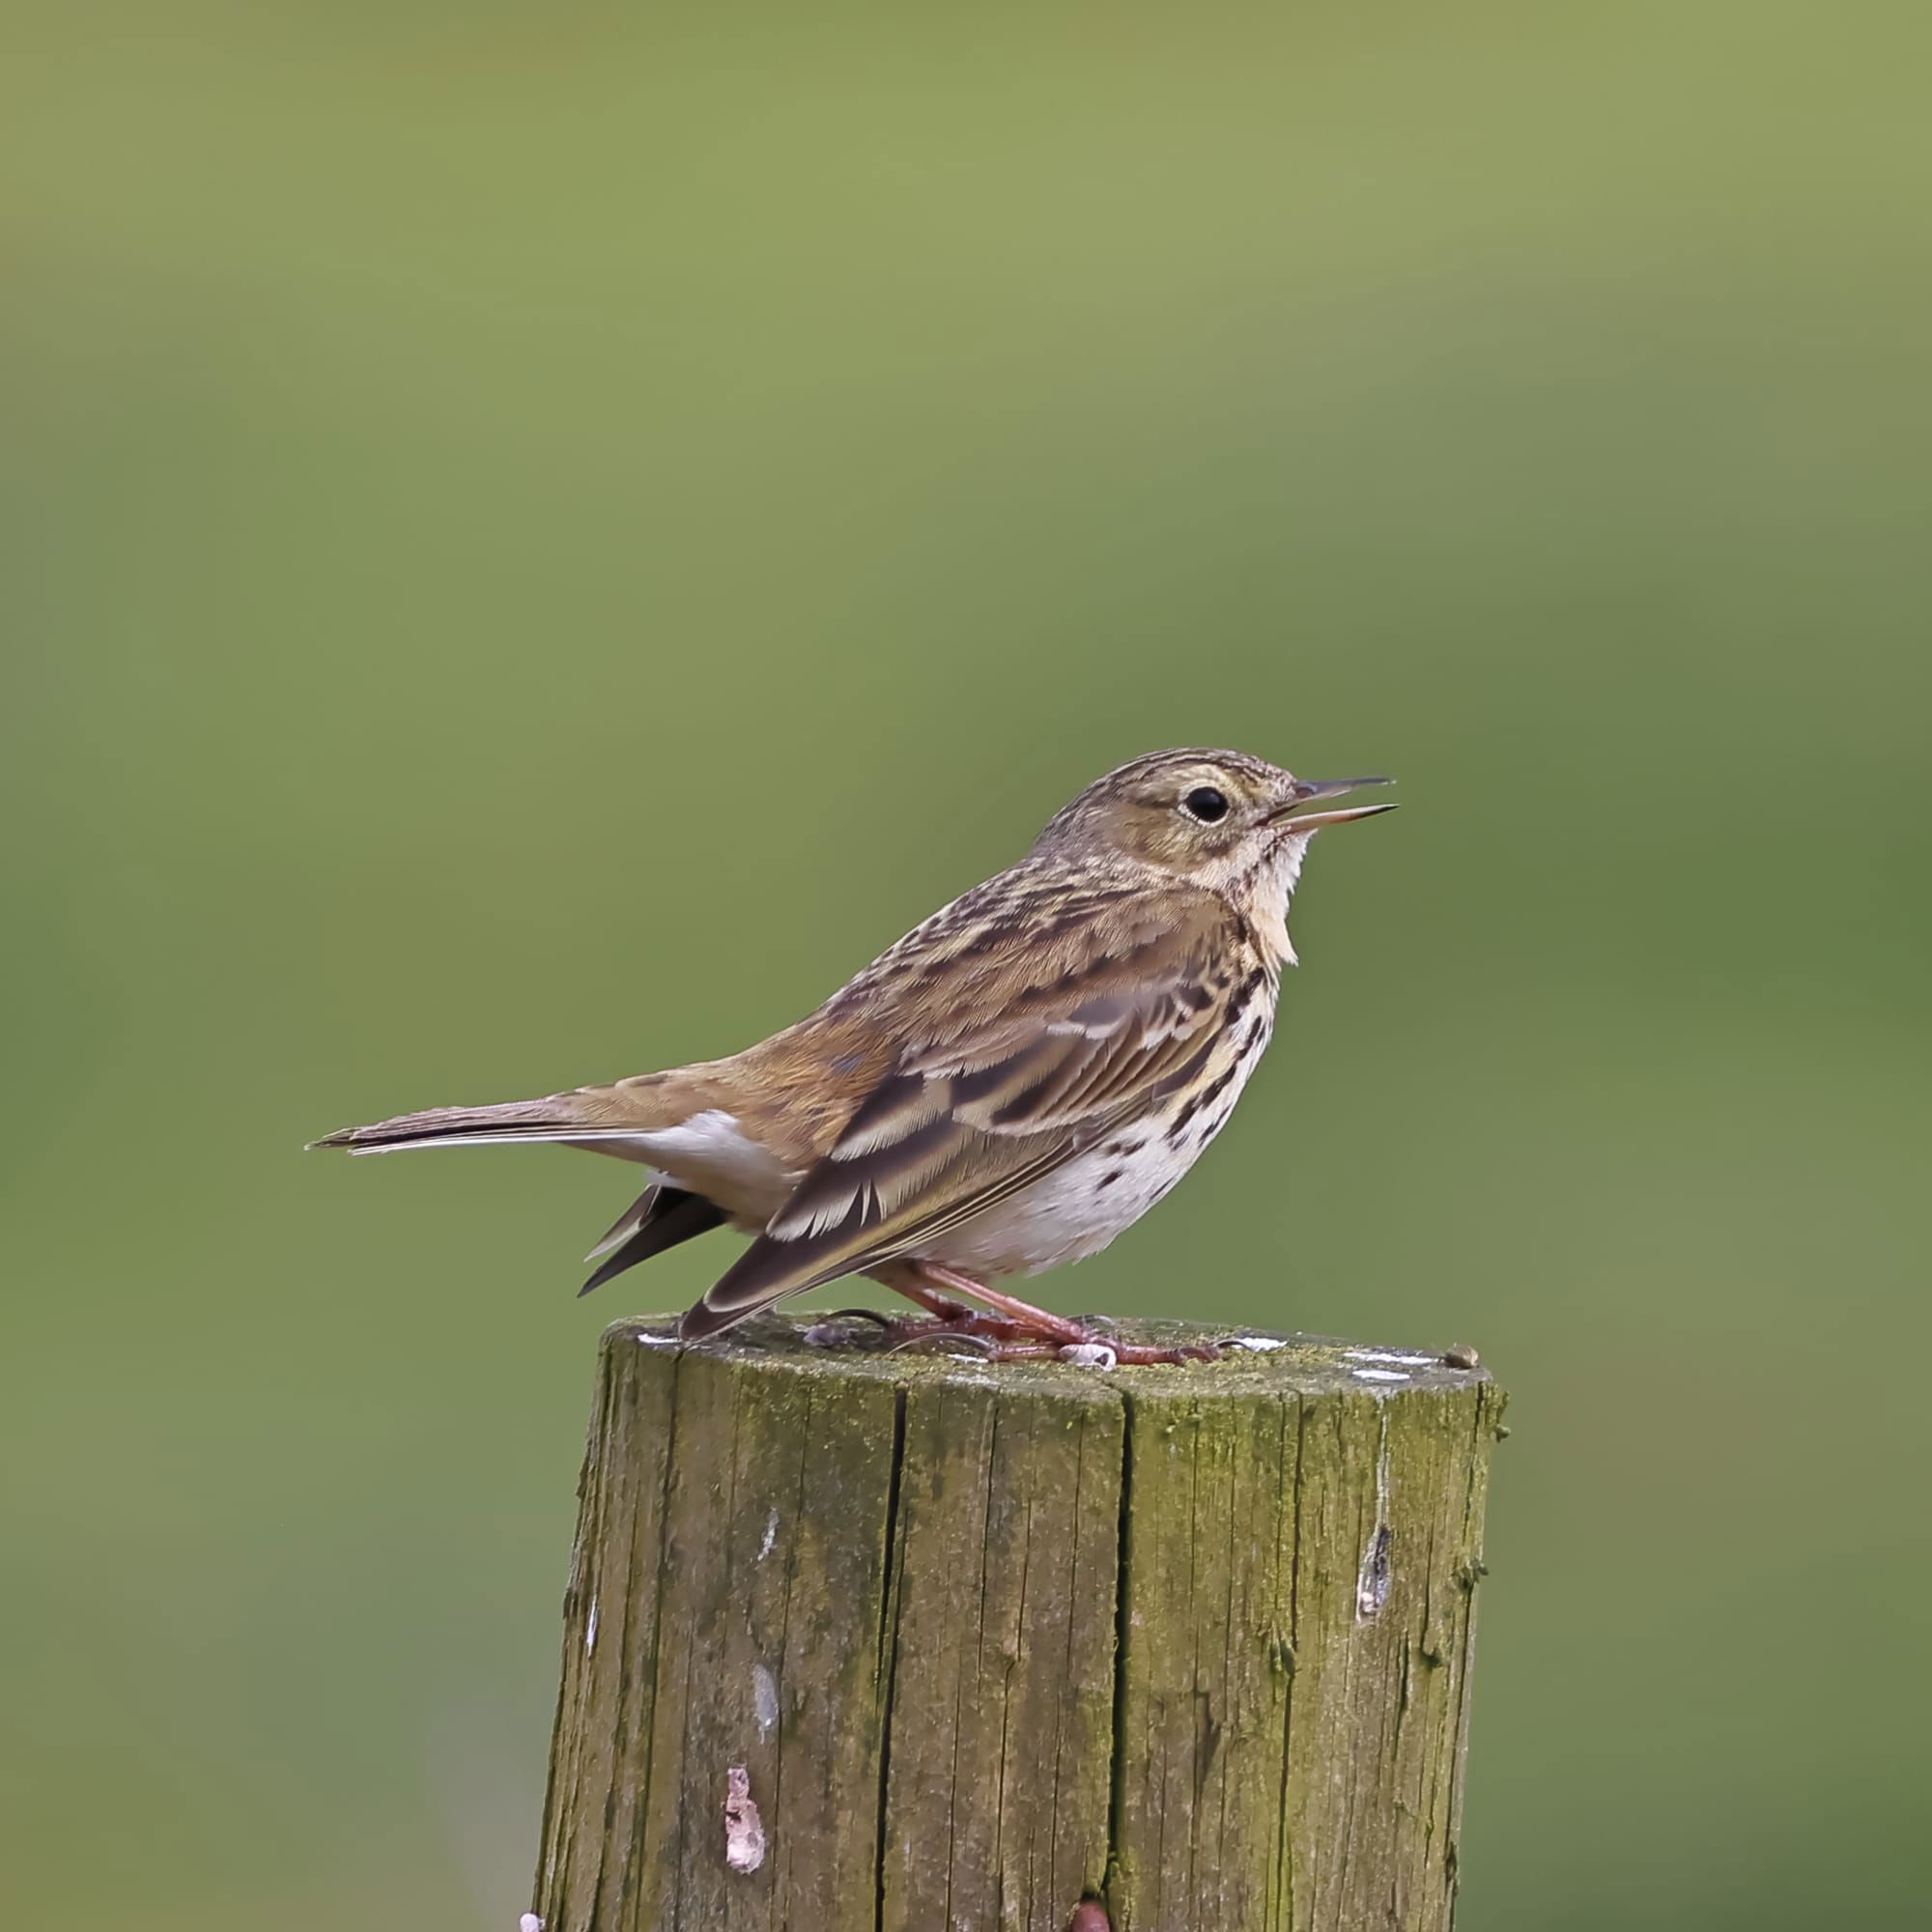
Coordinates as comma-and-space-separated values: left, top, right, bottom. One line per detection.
530, 1317, 1503, 1932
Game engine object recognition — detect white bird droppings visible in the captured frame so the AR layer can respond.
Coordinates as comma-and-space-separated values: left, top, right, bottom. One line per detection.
753, 1663, 780, 1738
1058, 1342, 1118, 1370
724, 1767, 766, 1873
1348, 1349, 1438, 1367
584, 1600, 599, 1655
1351, 1368, 1409, 1384
757, 1507, 779, 1562
1355, 1525, 1394, 1618
635, 1331, 681, 1350
1230, 1335, 1290, 1352
1355, 1411, 1395, 1621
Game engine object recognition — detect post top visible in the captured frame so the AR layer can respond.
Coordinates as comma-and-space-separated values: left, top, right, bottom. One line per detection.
606, 1312, 1492, 1402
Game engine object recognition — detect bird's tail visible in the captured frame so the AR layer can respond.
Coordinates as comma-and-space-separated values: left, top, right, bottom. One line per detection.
309, 1089, 664, 1156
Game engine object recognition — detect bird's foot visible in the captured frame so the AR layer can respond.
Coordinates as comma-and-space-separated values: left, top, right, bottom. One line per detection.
909, 1264, 1222, 1366
804, 1307, 1216, 1366
802, 1305, 1026, 1359
802, 1267, 1223, 1366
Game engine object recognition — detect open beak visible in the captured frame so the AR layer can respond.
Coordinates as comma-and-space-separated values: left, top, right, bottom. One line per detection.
1265, 775, 1397, 832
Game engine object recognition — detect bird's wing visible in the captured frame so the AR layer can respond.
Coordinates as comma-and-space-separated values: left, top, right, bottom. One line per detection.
682, 890, 1252, 1337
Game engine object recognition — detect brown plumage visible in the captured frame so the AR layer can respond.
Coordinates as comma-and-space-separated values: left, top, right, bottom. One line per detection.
313, 749, 1394, 1362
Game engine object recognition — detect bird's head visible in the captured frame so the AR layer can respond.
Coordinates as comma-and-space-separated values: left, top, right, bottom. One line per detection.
1034, 747, 1395, 911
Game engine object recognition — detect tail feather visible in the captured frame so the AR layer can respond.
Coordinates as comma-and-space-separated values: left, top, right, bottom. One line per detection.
309, 1066, 710, 1157
579, 1186, 728, 1296
584, 1185, 661, 1262
308, 1094, 624, 1154
313, 1074, 742, 1308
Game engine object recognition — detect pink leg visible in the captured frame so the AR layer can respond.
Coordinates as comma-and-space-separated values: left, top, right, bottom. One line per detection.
916, 1263, 1092, 1345
807, 1263, 1218, 1367
803, 1262, 1015, 1349
908, 1262, 1219, 1367
886, 1267, 984, 1325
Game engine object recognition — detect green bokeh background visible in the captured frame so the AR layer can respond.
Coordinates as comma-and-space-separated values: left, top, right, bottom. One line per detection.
7, 5, 1928, 1925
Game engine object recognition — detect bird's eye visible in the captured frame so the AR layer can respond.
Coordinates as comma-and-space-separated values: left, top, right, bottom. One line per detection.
1181, 785, 1230, 824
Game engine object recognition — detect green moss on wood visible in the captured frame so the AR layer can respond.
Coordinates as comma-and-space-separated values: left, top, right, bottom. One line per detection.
531, 1316, 1501, 1932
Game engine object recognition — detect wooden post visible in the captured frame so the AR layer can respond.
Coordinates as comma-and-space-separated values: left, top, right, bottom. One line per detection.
529, 1315, 1503, 1932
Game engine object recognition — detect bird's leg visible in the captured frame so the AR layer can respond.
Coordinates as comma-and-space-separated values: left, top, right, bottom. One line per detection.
910, 1263, 1220, 1367
887, 1267, 987, 1326
806, 1264, 1217, 1366
913, 1264, 1092, 1345
801, 1262, 1021, 1351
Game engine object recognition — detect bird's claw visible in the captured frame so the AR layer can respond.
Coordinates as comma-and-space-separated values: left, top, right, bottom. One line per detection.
886, 1326, 1001, 1358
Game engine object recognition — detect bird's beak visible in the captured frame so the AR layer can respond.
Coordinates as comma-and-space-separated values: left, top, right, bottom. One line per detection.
1265, 775, 1397, 832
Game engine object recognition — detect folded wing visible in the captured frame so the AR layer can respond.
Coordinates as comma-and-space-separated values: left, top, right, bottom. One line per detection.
681, 892, 1242, 1338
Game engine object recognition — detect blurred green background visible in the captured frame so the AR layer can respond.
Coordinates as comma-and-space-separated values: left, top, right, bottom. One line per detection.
6, 3, 1928, 1925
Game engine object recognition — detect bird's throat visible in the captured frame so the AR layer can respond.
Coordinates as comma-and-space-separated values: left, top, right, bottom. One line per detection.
1239, 835, 1311, 965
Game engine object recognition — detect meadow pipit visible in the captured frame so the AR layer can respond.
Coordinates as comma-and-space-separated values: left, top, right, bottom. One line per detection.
315, 750, 1393, 1365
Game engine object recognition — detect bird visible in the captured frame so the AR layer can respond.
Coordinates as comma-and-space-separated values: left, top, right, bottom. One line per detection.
312, 749, 1394, 1365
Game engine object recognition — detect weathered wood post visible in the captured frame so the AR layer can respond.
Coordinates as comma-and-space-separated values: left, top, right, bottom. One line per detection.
529, 1315, 1503, 1932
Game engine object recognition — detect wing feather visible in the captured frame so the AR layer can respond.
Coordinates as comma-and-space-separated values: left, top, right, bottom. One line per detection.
682, 891, 1246, 1339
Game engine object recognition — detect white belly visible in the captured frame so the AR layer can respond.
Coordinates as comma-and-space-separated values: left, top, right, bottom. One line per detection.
931, 1018, 1273, 1279
932, 1134, 1185, 1278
